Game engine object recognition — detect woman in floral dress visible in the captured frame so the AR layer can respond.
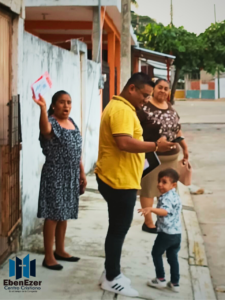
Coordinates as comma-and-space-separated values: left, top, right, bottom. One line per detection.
137, 79, 189, 234
33, 90, 87, 271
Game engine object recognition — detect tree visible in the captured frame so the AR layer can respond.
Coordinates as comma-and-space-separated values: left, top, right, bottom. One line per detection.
199, 21, 225, 75
139, 23, 203, 103
131, 0, 162, 43
131, 12, 158, 40
131, 0, 138, 6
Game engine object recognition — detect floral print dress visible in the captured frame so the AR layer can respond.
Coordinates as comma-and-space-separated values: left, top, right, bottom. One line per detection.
37, 116, 82, 221
137, 101, 181, 155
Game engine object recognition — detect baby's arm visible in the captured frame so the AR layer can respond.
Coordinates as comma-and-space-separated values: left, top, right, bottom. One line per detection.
138, 207, 168, 217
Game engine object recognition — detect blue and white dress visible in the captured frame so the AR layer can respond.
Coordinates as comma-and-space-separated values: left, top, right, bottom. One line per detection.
37, 116, 82, 221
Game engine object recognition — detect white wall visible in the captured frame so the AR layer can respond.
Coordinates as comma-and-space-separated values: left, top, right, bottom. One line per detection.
21, 32, 101, 236
215, 77, 225, 99
83, 60, 101, 173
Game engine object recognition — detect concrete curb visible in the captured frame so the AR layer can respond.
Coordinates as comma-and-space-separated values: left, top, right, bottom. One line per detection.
178, 182, 216, 300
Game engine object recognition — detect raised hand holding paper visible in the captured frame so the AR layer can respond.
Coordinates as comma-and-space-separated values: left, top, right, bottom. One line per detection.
31, 72, 52, 100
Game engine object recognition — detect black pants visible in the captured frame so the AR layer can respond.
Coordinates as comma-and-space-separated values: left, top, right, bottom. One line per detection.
97, 176, 137, 281
152, 232, 181, 284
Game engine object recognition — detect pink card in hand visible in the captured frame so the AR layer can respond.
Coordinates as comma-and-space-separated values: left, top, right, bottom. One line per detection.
31, 72, 52, 100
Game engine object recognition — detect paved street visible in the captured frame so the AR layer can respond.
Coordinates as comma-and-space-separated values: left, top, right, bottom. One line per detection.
0, 176, 206, 300
176, 100, 225, 300
0, 100, 222, 300
175, 100, 225, 124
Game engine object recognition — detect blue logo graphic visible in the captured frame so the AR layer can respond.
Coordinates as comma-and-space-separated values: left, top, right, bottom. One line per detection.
9, 255, 36, 280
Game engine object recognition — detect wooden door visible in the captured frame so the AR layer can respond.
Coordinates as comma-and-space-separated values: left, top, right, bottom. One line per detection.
0, 10, 11, 145
0, 10, 21, 264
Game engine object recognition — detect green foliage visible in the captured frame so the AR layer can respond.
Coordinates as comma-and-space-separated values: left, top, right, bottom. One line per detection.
135, 19, 225, 75
130, 7, 225, 101
199, 21, 225, 74
140, 23, 203, 72
135, 23, 206, 102
131, 12, 159, 38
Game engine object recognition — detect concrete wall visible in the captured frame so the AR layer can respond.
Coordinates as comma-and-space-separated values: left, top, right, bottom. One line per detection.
25, 0, 121, 9
83, 60, 101, 173
215, 77, 225, 99
174, 90, 185, 99
185, 76, 215, 99
200, 70, 214, 82
201, 90, 215, 99
21, 32, 101, 236
0, 0, 25, 17
186, 90, 215, 99
186, 90, 200, 99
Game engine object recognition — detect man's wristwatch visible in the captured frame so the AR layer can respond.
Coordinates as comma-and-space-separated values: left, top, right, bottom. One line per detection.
154, 141, 158, 152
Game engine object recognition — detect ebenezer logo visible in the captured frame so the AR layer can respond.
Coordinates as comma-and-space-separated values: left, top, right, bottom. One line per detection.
9, 254, 36, 279
3, 254, 42, 293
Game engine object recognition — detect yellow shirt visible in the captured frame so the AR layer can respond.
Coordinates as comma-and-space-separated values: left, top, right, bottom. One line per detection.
95, 95, 145, 190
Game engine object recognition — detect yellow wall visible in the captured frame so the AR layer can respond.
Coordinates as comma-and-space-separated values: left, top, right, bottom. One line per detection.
174, 90, 185, 99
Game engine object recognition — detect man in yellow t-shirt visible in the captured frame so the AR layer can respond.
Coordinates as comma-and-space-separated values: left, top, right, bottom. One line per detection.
95, 73, 175, 297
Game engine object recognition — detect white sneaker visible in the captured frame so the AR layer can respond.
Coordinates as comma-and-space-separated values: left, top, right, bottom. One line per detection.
98, 270, 131, 285
147, 278, 167, 289
167, 281, 180, 293
101, 274, 139, 297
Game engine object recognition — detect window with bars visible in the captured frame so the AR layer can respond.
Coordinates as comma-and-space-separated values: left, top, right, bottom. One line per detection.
9, 95, 22, 148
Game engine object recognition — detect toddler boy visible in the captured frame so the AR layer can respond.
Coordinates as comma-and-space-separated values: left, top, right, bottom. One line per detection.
138, 168, 182, 293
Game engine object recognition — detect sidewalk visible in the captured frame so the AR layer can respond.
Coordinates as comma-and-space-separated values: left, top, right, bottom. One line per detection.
0, 175, 216, 300
174, 101, 225, 124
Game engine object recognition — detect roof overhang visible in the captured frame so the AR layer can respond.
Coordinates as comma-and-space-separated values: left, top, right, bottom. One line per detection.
25, 0, 137, 46
26, 0, 121, 9
132, 46, 175, 65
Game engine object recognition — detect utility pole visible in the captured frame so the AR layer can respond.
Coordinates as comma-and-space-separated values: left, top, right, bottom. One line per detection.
98, 0, 101, 63
121, 0, 131, 90
214, 4, 220, 98
92, 1, 101, 63
214, 4, 217, 24
170, 0, 173, 26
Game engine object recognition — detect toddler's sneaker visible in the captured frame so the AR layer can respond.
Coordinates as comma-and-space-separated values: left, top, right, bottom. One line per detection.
167, 281, 180, 293
98, 270, 131, 285
147, 278, 167, 289
101, 274, 138, 297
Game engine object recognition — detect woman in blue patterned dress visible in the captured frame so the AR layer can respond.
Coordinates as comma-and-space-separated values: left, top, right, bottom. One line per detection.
33, 91, 87, 271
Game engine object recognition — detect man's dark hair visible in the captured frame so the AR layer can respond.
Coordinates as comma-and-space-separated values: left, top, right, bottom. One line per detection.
154, 78, 169, 87
158, 168, 179, 183
124, 72, 155, 90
